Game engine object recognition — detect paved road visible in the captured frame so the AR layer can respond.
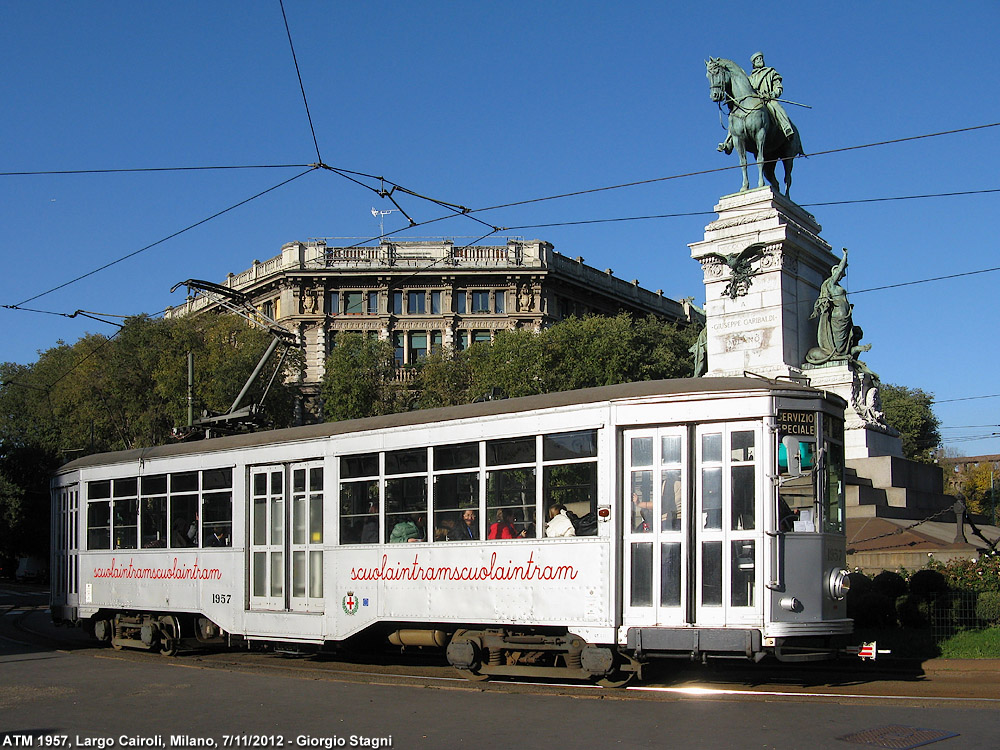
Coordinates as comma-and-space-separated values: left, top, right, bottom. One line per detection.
2, 584, 999, 749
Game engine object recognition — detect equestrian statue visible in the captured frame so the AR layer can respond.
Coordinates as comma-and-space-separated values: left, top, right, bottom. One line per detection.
706, 53, 804, 197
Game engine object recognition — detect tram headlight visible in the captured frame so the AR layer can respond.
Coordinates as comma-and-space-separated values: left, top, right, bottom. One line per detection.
827, 568, 851, 600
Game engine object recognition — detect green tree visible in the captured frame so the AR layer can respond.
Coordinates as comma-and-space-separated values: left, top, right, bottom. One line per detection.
880, 383, 941, 463
0, 313, 302, 562
321, 333, 398, 421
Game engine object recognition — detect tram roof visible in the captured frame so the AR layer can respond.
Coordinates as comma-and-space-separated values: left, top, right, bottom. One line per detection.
57, 377, 838, 472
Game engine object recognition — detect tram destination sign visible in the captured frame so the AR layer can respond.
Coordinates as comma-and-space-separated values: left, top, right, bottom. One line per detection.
776, 410, 816, 438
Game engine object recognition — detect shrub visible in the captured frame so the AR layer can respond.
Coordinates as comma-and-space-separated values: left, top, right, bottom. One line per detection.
845, 572, 872, 620
872, 571, 907, 601
908, 569, 947, 597
896, 594, 930, 628
852, 591, 896, 629
976, 591, 1000, 625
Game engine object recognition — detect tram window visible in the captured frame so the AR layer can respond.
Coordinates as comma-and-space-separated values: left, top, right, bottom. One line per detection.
702, 433, 722, 463
340, 479, 379, 544
434, 442, 478, 471
778, 437, 818, 532
486, 436, 535, 466
386, 476, 427, 542
386, 448, 427, 475
202, 491, 232, 547
171, 494, 199, 548
543, 430, 597, 461
87, 500, 111, 550
731, 465, 755, 531
434, 473, 479, 541
486, 467, 536, 538
88, 480, 111, 500
171, 472, 198, 493
630, 470, 653, 533
661, 435, 681, 464
630, 437, 653, 467
660, 469, 682, 531
203, 468, 232, 490
253, 553, 266, 597
341, 453, 378, 479
113, 477, 138, 498
730, 430, 754, 461
141, 474, 167, 495
140, 495, 167, 548
701, 541, 723, 606
660, 542, 681, 606
731, 540, 755, 607
630, 542, 653, 606
823, 441, 845, 534
701, 467, 722, 530
544, 463, 597, 534
113, 497, 138, 550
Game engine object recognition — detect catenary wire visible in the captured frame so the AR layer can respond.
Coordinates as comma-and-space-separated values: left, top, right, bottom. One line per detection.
5, 168, 317, 309
278, 0, 322, 164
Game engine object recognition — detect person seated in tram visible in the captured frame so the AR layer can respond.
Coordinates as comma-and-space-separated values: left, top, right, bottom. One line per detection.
390, 513, 426, 543
171, 518, 193, 548
488, 508, 526, 539
452, 508, 478, 540
207, 526, 230, 547
545, 503, 576, 537
435, 515, 457, 541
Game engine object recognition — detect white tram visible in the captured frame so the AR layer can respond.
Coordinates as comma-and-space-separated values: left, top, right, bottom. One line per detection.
51, 378, 852, 683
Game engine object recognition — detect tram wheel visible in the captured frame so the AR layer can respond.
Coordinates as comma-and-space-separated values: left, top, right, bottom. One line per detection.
596, 671, 635, 688
158, 615, 181, 657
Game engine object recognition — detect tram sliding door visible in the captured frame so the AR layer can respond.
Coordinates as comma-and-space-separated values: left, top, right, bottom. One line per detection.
250, 462, 325, 612
623, 428, 687, 627
623, 423, 763, 629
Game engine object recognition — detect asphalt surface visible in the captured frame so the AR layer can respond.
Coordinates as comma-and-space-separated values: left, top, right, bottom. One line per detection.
3, 582, 1000, 749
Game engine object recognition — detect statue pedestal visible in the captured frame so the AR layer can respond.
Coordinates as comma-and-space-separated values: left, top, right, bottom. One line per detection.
802, 363, 903, 460
689, 188, 837, 380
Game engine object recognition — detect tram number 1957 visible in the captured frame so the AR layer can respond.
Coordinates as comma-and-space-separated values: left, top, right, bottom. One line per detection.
211, 594, 232, 604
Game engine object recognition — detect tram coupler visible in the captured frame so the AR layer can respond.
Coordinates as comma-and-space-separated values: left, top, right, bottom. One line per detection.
843, 641, 891, 660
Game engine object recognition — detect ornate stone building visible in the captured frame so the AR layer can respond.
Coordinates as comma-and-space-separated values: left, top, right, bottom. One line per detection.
167, 238, 689, 412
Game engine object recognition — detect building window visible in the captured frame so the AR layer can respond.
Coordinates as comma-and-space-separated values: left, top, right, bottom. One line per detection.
392, 291, 403, 315
393, 332, 404, 366
407, 291, 426, 314
471, 291, 490, 313
430, 330, 443, 352
261, 300, 274, 319
367, 292, 379, 314
409, 332, 427, 362
454, 292, 466, 314
494, 291, 505, 314
456, 331, 470, 351
430, 291, 442, 315
327, 291, 340, 315
472, 330, 491, 346
345, 292, 365, 315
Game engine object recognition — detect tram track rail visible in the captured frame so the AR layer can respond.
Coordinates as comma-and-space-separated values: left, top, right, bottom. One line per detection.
4, 606, 999, 707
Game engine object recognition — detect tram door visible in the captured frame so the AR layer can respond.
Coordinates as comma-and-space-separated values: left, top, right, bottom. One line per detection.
250, 462, 325, 612
623, 423, 762, 628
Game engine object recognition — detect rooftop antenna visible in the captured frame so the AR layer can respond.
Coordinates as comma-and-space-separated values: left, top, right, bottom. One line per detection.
371, 206, 398, 242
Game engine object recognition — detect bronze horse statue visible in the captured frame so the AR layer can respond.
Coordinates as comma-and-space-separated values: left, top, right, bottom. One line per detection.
706, 57, 804, 197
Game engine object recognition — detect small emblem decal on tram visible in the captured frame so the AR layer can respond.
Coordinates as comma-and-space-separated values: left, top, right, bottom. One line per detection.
342, 592, 360, 615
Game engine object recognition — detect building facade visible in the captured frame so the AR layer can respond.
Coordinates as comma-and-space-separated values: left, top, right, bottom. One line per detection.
167, 238, 690, 412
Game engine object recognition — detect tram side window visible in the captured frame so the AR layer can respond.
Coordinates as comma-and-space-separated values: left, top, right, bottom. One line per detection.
823, 437, 845, 534
777, 438, 817, 532
113, 478, 138, 550
386, 474, 428, 543
140, 475, 167, 548
87, 480, 111, 550
434, 472, 479, 541
170, 472, 199, 548
202, 468, 233, 547
542, 429, 598, 536
486, 467, 535, 539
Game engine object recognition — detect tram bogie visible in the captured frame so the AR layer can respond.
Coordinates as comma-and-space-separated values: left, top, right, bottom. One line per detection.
50, 378, 853, 683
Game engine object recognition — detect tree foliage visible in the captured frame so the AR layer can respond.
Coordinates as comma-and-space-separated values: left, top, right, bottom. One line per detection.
0, 313, 301, 559
323, 313, 699, 416
880, 383, 941, 463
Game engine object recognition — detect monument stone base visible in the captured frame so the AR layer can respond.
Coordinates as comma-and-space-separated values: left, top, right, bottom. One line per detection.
802, 362, 903, 460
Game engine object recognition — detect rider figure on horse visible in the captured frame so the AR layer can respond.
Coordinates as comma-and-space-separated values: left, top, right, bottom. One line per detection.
718, 52, 795, 154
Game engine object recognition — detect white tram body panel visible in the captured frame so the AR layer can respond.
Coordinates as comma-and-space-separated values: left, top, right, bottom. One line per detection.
51, 378, 852, 676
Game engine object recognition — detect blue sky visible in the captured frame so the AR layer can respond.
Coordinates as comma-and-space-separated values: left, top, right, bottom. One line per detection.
2, 1, 998, 455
